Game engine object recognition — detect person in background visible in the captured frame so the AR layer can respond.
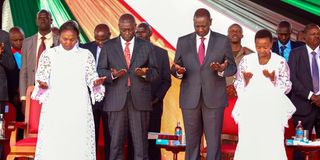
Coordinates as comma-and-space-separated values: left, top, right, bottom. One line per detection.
226, 23, 253, 98
51, 26, 59, 36
171, 8, 237, 160
8, 27, 25, 137
232, 29, 295, 160
98, 13, 159, 160
20, 9, 59, 113
296, 30, 306, 43
127, 22, 171, 160
288, 24, 320, 160
0, 29, 18, 160
81, 23, 111, 160
32, 20, 106, 160
272, 20, 304, 61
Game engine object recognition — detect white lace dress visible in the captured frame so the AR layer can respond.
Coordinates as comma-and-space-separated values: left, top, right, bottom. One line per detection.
232, 53, 296, 160
32, 45, 104, 160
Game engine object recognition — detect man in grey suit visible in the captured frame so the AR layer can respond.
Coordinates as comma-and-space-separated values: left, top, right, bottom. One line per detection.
19, 9, 59, 108
171, 8, 237, 160
97, 14, 159, 160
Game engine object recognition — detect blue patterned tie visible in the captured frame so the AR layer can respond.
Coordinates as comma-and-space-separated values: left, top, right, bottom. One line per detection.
280, 45, 286, 57
311, 51, 319, 93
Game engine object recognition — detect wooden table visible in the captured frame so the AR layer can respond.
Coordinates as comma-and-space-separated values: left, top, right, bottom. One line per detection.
287, 145, 320, 160
157, 144, 185, 160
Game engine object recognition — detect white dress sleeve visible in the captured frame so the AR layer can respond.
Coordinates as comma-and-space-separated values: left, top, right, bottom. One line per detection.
31, 50, 51, 103
85, 52, 105, 105
275, 58, 292, 94
232, 56, 248, 124
234, 56, 248, 96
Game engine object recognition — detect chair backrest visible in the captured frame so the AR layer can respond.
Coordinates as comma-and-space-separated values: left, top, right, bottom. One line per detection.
222, 97, 238, 135
4, 102, 16, 138
24, 86, 42, 138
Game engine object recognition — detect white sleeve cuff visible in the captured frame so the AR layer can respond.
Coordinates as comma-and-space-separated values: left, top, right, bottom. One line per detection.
308, 91, 314, 100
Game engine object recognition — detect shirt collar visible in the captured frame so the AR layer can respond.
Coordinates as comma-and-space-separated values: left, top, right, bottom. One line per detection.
306, 45, 320, 55
196, 30, 211, 40
277, 40, 291, 49
37, 31, 53, 40
11, 47, 22, 54
120, 36, 135, 45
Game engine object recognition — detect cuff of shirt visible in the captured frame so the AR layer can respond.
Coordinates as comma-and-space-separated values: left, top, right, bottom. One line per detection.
111, 73, 117, 80
20, 96, 26, 101
176, 72, 183, 78
308, 91, 314, 100
218, 71, 224, 77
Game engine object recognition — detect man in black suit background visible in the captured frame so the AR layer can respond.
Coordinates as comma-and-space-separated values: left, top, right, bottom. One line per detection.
288, 24, 320, 160
127, 22, 171, 160
98, 14, 158, 160
0, 29, 16, 159
272, 21, 304, 61
81, 23, 111, 160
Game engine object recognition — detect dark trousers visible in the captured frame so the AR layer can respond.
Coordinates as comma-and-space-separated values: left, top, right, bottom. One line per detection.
293, 106, 320, 160
182, 95, 224, 160
92, 101, 110, 160
107, 93, 150, 160
127, 101, 163, 160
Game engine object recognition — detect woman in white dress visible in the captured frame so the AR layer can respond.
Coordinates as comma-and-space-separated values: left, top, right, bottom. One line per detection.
32, 21, 106, 160
232, 29, 296, 160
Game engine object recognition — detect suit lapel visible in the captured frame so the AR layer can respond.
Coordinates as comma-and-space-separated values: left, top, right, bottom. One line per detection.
301, 46, 312, 83
91, 43, 98, 60
130, 37, 141, 68
203, 31, 215, 66
189, 33, 200, 66
115, 37, 128, 68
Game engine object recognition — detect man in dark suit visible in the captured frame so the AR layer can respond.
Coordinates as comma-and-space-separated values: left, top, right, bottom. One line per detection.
97, 14, 159, 160
0, 29, 16, 159
171, 8, 236, 160
127, 22, 171, 160
272, 21, 304, 61
81, 23, 111, 160
288, 24, 320, 160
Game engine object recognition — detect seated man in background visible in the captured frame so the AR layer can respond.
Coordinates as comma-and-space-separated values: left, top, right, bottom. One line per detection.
272, 20, 304, 61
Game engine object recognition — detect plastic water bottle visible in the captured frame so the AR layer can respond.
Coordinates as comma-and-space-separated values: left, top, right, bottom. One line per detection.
295, 120, 303, 141
0, 114, 5, 139
175, 122, 182, 144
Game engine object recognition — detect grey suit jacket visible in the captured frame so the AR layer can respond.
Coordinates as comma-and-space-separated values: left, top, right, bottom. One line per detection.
19, 33, 59, 97
171, 31, 237, 109
98, 36, 159, 111
0, 30, 16, 101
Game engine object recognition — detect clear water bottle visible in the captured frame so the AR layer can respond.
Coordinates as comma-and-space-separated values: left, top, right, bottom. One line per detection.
295, 120, 303, 141
175, 122, 182, 144
0, 114, 5, 139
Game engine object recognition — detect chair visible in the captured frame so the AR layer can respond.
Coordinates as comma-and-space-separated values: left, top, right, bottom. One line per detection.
221, 97, 238, 160
6, 86, 41, 160
200, 97, 238, 160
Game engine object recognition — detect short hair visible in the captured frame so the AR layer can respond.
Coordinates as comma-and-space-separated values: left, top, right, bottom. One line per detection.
303, 23, 320, 34
278, 21, 291, 30
255, 29, 272, 42
228, 23, 243, 32
94, 24, 110, 34
119, 13, 136, 24
137, 22, 152, 34
194, 8, 211, 19
9, 26, 25, 36
37, 9, 52, 19
59, 20, 80, 36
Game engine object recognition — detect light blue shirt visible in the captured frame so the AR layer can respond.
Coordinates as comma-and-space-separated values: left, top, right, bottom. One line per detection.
278, 40, 292, 61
